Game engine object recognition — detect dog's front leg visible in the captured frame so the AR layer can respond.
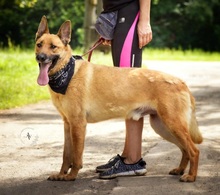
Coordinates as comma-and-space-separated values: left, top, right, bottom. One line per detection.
48, 119, 74, 181
61, 120, 74, 174
67, 118, 87, 180
48, 117, 87, 181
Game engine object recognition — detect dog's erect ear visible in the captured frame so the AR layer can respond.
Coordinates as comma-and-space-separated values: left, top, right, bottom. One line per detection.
57, 20, 71, 46
36, 16, 49, 40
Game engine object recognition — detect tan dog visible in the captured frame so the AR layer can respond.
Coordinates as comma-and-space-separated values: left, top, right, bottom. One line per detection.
35, 16, 203, 182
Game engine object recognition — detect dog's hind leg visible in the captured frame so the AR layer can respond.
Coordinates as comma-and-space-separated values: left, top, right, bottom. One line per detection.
150, 115, 189, 175
169, 149, 189, 176
149, 114, 200, 182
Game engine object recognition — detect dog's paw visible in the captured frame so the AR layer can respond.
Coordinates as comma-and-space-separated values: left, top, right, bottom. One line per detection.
48, 174, 76, 181
179, 174, 196, 182
169, 168, 184, 175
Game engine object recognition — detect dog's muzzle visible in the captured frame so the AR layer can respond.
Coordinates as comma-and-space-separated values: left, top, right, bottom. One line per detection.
36, 53, 51, 64
36, 53, 59, 71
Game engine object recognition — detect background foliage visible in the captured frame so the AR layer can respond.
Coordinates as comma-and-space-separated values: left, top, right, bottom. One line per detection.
0, 0, 220, 51
151, 0, 220, 51
0, 0, 84, 48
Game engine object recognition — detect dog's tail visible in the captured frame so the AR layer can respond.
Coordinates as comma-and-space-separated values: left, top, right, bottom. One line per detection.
189, 95, 203, 144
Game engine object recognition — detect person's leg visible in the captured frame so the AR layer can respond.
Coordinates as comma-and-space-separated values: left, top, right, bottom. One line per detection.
122, 118, 144, 164
112, 1, 143, 164
99, 118, 146, 179
97, 1, 145, 174
96, 117, 144, 172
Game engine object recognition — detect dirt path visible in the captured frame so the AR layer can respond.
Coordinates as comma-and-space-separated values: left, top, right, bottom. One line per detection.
0, 61, 220, 195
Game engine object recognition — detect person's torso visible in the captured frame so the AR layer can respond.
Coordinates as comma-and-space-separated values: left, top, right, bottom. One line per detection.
102, 0, 136, 12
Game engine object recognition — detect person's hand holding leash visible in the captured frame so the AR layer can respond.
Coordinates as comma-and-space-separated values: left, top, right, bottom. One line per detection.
102, 39, 111, 46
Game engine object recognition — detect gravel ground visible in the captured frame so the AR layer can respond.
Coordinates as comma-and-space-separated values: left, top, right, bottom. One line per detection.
0, 61, 219, 195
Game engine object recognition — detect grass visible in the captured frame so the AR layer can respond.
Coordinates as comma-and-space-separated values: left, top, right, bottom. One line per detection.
0, 49, 50, 110
0, 48, 219, 110
80, 47, 220, 64
143, 48, 220, 61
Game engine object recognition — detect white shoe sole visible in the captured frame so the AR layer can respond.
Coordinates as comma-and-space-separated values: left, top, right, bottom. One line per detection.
99, 169, 147, 179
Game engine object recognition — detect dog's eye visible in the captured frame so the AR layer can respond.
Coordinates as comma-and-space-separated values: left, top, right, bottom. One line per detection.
51, 44, 57, 49
37, 43, 42, 48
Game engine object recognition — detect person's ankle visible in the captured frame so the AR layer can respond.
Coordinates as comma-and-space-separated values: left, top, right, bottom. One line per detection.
123, 157, 140, 164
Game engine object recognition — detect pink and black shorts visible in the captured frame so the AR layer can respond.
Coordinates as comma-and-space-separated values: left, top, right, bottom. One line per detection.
111, 1, 142, 68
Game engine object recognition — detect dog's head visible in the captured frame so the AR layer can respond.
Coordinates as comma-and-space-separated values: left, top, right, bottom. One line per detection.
35, 16, 72, 86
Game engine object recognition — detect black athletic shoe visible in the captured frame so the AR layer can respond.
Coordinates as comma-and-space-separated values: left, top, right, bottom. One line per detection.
96, 154, 123, 172
99, 157, 147, 179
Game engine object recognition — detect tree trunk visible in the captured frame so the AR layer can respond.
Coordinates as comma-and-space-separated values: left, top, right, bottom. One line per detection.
84, 0, 99, 51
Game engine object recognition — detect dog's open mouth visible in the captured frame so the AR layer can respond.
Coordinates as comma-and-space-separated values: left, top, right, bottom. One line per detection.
37, 56, 59, 86
37, 62, 51, 86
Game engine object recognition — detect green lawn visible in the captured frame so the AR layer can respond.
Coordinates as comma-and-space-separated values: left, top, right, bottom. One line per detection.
143, 48, 220, 61
0, 49, 50, 109
0, 48, 219, 110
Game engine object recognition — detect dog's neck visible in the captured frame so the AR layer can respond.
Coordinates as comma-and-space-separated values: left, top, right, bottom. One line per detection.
48, 55, 82, 94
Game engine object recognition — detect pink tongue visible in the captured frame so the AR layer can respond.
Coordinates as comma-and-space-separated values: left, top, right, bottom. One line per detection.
37, 64, 51, 86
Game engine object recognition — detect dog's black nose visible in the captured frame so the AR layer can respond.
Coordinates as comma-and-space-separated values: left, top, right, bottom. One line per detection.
36, 53, 47, 62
